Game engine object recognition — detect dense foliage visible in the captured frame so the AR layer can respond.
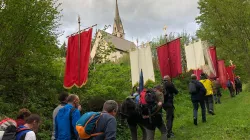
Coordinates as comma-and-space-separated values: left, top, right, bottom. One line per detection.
196, 0, 250, 82
0, 0, 249, 139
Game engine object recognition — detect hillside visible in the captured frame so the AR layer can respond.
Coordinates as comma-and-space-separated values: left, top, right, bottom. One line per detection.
155, 92, 250, 140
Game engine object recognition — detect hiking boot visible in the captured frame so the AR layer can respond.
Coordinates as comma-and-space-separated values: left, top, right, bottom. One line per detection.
209, 110, 215, 115
194, 118, 198, 125
167, 132, 175, 138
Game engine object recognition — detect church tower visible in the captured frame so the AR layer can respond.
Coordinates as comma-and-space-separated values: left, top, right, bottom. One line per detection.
112, 0, 125, 39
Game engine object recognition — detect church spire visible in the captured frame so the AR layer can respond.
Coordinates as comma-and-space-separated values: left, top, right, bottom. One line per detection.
112, 0, 125, 39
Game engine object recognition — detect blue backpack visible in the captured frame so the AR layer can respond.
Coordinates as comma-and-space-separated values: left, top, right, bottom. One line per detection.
16, 126, 31, 140
76, 112, 103, 139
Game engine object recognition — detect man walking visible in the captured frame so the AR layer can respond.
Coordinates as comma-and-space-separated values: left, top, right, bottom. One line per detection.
227, 79, 235, 97
91, 100, 118, 140
52, 91, 69, 140
213, 78, 222, 104
55, 94, 81, 140
200, 73, 215, 115
142, 86, 167, 140
189, 74, 207, 125
162, 75, 178, 138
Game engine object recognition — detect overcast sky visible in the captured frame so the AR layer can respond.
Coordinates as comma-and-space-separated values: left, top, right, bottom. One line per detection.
58, 0, 200, 45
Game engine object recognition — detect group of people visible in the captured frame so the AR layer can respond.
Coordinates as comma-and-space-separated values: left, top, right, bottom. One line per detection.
120, 75, 178, 140
189, 73, 242, 126
0, 108, 41, 140
0, 73, 243, 140
52, 93, 118, 140
227, 76, 242, 97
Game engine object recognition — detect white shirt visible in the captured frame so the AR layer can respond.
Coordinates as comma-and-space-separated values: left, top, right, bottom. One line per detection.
25, 131, 36, 140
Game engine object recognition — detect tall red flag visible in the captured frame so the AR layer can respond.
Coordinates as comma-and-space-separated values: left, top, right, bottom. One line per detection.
78, 28, 92, 87
225, 66, 235, 84
157, 44, 170, 78
157, 38, 182, 78
64, 35, 79, 88
209, 47, 218, 77
168, 38, 182, 78
217, 60, 227, 89
64, 28, 92, 89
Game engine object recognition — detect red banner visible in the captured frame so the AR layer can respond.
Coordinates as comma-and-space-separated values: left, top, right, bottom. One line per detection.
209, 47, 218, 77
157, 38, 182, 78
217, 60, 227, 89
64, 28, 92, 89
193, 69, 203, 80
225, 66, 235, 84
157, 44, 170, 78
168, 38, 182, 78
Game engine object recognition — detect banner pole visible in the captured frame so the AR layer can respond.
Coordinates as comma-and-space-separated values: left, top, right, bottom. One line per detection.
78, 15, 81, 88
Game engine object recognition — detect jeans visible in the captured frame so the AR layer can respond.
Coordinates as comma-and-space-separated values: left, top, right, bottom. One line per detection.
192, 100, 206, 121
128, 124, 147, 140
205, 95, 214, 113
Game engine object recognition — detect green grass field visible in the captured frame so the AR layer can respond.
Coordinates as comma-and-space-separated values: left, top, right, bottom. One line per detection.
154, 92, 250, 140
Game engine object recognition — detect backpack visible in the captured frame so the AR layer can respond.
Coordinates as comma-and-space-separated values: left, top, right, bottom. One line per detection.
15, 126, 31, 140
145, 89, 157, 105
189, 81, 197, 94
139, 89, 147, 105
76, 112, 103, 139
0, 118, 17, 140
139, 89, 158, 117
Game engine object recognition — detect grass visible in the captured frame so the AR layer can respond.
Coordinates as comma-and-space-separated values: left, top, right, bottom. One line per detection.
154, 91, 250, 140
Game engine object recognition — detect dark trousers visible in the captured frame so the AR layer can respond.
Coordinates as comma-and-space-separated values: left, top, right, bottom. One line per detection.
236, 86, 240, 95
128, 123, 147, 140
214, 94, 221, 104
228, 87, 235, 97
205, 95, 214, 113
163, 103, 174, 134
192, 100, 206, 121
144, 114, 167, 140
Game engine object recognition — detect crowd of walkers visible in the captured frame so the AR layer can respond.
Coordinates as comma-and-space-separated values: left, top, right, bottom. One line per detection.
0, 73, 242, 140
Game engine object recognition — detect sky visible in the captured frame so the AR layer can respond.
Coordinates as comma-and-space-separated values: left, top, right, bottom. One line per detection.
58, 0, 200, 45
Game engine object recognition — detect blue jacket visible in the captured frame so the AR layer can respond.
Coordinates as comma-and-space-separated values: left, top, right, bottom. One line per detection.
190, 80, 206, 101
55, 104, 81, 140
91, 113, 117, 140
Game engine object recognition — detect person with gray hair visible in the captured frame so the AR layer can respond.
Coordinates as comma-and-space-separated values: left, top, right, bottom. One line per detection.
90, 100, 118, 140
189, 74, 207, 125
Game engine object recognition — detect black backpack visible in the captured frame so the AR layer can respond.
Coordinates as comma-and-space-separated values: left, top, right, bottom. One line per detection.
140, 89, 157, 116
0, 118, 17, 140
145, 89, 157, 105
189, 81, 197, 94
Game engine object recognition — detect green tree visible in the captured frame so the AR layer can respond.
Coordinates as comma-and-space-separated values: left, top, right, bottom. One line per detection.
60, 42, 66, 57
0, 0, 62, 139
196, 0, 250, 80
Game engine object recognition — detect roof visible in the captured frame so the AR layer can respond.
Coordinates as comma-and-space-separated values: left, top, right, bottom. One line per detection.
103, 32, 136, 52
